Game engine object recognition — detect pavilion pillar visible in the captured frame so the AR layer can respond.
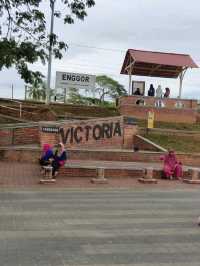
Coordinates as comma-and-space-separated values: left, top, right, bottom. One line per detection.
178, 72, 183, 99
178, 68, 187, 99
129, 70, 132, 95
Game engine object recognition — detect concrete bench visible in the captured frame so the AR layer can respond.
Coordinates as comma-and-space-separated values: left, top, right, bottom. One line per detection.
183, 168, 200, 184
39, 166, 56, 184
91, 167, 108, 184
138, 167, 158, 184
63, 163, 158, 184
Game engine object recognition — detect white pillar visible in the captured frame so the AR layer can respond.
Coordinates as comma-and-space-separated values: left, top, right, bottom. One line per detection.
129, 71, 132, 95
46, 0, 55, 104
178, 72, 183, 99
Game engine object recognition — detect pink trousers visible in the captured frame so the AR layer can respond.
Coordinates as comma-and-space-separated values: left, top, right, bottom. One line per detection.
163, 163, 183, 178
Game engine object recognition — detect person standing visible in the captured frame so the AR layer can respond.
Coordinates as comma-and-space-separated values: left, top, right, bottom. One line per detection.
156, 85, 163, 98
148, 84, 155, 97
164, 87, 170, 98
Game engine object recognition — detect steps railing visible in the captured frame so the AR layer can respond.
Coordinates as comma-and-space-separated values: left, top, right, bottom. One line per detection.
0, 101, 35, 119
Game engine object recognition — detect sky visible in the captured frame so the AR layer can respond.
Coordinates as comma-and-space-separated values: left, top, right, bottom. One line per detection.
1, 0, 200, 100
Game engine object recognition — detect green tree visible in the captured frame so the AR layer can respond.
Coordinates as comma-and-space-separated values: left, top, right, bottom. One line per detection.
38, 81, 55, 101
67, 87, 86, 104
95, 75, 127, 103
27, 79, 41, 100
0, 0, 95, 84
27, 79, 54, 101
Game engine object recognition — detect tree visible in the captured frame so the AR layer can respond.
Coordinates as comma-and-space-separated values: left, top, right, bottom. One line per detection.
67, 87, 83, 104
27, 79, 54, 101
0, 0, 95, 84
27, 78, 42, 100
95, 75, 127, 103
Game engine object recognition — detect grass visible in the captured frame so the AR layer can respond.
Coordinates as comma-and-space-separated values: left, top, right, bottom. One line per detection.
50, 103, 119, 117
143, 133, 200, 153
138, 120, 200, 131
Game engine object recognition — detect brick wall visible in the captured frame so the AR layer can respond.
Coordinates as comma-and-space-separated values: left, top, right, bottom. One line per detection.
1, 147, 200, 167
0, 116, 138, 149
40, 116, 138, 149
0, 126, 39, 146
0, 129, 12, 146
119, 105, 197, 124
123, 124, 138, 149
14, 127, 39, 145
0, 148, 40, 162
59, 167, 144, 179
119, 96, 198, 109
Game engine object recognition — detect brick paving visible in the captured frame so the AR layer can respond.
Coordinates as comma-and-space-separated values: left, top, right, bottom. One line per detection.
0, 161, 199, 189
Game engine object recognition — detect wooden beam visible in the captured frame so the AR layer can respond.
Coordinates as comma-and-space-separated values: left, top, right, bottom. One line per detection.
149, 64, 161, 76
125, 60, 135, 72
132, 66, 181, 74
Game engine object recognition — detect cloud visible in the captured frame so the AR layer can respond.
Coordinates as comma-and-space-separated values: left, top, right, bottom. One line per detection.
0, 0, 200, 99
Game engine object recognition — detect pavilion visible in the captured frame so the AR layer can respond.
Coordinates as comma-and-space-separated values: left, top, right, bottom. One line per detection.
120, 49, 198, 98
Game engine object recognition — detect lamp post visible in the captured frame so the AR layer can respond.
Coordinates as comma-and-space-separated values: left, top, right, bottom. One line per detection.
46, 0, 55, 104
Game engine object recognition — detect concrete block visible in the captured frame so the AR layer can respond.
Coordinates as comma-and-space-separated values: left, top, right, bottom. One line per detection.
144, 167, 154, 179
39, 179, 56, 184
97, 168, 105, 179
138, 178, 158, 184
188, 168, 199, 180
91, 178, 108, 184
42, 166, 53, 179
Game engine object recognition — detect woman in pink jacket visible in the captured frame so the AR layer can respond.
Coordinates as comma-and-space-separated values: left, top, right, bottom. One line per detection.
160, 150, 183, 180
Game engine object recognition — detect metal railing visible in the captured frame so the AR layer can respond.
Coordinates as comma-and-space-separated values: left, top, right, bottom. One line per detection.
0, 99, 38, 119
9, 100, 22, 118
0, 104, 22, 118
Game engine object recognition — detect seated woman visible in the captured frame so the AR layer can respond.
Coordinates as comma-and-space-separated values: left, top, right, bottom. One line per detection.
160, 150, 183, 180
52, 143, 67, 177
39, 144, 54, 166
134, 88, 141, 96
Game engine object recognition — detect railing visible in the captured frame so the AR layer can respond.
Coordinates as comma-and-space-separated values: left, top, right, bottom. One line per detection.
0, 103, 36, 119
9, 100, 22, 118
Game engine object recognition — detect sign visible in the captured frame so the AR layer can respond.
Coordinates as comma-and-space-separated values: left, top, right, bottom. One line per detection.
147, 111, 154, 129
59, 122, 122, 144
42, 127, 60, 133
55, 71, 96, 90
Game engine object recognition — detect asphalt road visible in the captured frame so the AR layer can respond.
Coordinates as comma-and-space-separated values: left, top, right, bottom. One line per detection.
1, 188, 200, 266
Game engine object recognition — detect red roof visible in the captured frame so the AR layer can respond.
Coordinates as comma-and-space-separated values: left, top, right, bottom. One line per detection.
121, 49, 198, 78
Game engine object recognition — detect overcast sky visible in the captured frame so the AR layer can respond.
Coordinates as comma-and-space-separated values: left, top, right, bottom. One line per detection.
1, 0, 200, 99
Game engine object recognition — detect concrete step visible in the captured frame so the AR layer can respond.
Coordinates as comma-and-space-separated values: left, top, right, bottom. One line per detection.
58, 160, 195, 180
1, 146, 200, 170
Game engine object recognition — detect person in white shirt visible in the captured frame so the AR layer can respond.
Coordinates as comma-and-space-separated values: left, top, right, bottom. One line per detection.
156, 85, 163, 98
